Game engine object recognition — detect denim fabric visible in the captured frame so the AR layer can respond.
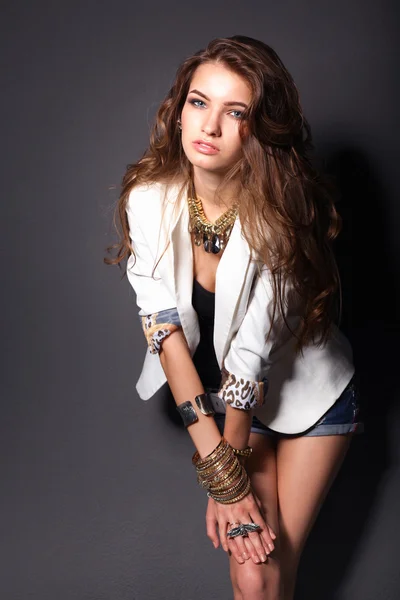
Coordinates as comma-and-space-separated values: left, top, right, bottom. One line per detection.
211, 375, 364, 438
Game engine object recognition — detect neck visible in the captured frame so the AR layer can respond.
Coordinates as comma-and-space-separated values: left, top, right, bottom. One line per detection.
191, 168, 238, 212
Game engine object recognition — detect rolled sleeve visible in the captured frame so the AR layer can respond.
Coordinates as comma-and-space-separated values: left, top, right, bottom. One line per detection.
125, 187, 182, 351
141, 307, 182, 354
217, 366, 268, 410
217, 267, 299, 411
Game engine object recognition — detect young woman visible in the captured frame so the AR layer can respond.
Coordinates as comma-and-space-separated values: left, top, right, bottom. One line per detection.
108, 35, 363, 600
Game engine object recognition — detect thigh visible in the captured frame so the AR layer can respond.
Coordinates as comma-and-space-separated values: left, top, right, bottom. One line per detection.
228, 433, 282, 599
276, 433, 353, 566
246, 433, 280, 532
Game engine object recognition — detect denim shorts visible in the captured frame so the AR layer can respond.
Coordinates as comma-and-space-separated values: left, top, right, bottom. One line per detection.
209, 375, 364, 439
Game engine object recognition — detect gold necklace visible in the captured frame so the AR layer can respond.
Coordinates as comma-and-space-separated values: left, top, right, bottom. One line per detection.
187, 181, 238, 254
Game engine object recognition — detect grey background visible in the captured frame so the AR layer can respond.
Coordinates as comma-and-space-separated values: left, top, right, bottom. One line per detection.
1, 1, 399, 599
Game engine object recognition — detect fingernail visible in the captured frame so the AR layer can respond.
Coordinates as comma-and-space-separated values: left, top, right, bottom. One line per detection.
268, 543, 274, 552
260, 554, 267, 562
242, 552, 249, 560
254, 556, 261, 564
238, 558, 245, 564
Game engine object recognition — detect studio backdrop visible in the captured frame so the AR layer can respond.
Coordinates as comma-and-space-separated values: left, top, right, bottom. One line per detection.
1, 1, 399, 599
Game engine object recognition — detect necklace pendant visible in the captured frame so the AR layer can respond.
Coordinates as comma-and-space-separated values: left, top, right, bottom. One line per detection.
203, 233, 221, 254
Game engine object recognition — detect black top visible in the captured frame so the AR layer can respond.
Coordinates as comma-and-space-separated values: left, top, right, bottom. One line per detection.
191, 278, 222, 391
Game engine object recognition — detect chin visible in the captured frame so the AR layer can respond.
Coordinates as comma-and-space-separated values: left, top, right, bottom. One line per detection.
192, 162, 229, 176
186, 154, 229, 174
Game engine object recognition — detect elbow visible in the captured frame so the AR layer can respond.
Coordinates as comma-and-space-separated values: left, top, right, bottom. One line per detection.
159, 329, 189, 366
217, 367, 268, 410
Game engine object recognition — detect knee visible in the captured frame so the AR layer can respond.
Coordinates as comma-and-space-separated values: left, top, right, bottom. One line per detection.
232, 565, 267, 599
231, 559, 281, 600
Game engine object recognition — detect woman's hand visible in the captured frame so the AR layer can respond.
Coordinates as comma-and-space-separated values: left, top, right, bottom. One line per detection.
205, 489, 277, 565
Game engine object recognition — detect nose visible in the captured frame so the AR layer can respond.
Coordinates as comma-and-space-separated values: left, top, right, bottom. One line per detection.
202, 111, 221, 137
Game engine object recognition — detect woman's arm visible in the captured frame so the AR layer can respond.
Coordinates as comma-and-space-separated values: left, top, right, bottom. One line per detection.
159, 328, 275, 566
160, 330, 253, 456
125, 189, 275, 563
223, 404, 252, 452
159, 329, 222, 458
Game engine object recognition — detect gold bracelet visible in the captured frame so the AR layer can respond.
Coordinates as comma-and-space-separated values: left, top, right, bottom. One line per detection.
218, 480, 251, 504
232, 446, 253, 458
197, 459, 239, 490
208, 465, 243, 493
196, 451, 236, 477
194, 443, 236, 482
209, 465, 248, 493
209, 477, 251, 504
193, 438, 252, 504
209, 465, 249, 496
209, 483, 249, 504
210, 472, 244, 495
192, 437, 229, 467
208, 466, 248, 496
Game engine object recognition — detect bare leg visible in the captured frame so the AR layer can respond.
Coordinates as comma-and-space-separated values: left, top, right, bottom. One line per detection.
229, 433, 282, 600
276, 433, 353, 600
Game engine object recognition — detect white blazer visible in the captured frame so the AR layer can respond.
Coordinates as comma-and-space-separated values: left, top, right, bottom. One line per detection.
126, 180, 355, 434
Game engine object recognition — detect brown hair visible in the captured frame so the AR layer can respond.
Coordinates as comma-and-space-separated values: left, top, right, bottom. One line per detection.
105, 35, 342, 350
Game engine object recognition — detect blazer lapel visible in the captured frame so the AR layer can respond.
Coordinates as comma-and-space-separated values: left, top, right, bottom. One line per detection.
162, 182, 252, 366
170, 189, 200, 355
214, 217, 252, 367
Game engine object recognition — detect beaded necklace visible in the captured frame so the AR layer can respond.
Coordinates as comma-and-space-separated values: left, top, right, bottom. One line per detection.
187, 181, 238, 254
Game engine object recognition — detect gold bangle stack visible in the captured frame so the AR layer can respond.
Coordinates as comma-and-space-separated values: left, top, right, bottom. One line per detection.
192, 437, 251, 504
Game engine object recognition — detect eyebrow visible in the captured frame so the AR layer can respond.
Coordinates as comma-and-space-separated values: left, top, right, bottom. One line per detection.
188, 89, 248, 109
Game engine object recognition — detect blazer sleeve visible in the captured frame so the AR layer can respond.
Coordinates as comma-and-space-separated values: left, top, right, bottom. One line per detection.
217, 268, 297, 410
125, 190, 182, 354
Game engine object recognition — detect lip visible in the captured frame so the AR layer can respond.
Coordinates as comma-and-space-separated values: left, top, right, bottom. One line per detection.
192, 140, 220, 154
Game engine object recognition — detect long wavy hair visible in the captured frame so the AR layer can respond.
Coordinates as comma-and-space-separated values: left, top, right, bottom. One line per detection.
106, 35, 342, 351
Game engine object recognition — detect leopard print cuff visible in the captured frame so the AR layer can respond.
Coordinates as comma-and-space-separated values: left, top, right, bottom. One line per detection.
217, 367, 268, 410
141, 308, 182, 354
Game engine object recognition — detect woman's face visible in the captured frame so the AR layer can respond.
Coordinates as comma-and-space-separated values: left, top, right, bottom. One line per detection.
180, 62, 252, 174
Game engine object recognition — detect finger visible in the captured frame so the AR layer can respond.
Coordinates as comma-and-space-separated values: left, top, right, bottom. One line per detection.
241, 516, 272, 562
226, 520, 251, 563
253, 528, 272, 558
251, 492, 277, 540
242, 534, 266, 564
205, 512, 219, 549
250, 513, 275, 553
259, 524, 275, 552
231, 532, 250, 562
247, 530, 269, 563
241, 527, 268, 564
218, 518, 230, 553
231, 519, 268, 564
227, 537, 245, 565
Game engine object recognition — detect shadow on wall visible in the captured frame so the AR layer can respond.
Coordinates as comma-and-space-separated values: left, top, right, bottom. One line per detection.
157, 146, 399, 599
296, 145, 400, 599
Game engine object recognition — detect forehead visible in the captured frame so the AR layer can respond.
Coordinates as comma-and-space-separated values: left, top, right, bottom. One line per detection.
189, 62, 252, 102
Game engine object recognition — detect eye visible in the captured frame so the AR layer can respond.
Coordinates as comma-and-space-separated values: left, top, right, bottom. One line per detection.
189, 98, 206, 108
230, 110, 243, 119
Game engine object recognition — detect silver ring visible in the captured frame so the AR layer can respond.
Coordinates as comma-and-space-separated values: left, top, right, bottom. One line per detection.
226, 523, 261, 539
